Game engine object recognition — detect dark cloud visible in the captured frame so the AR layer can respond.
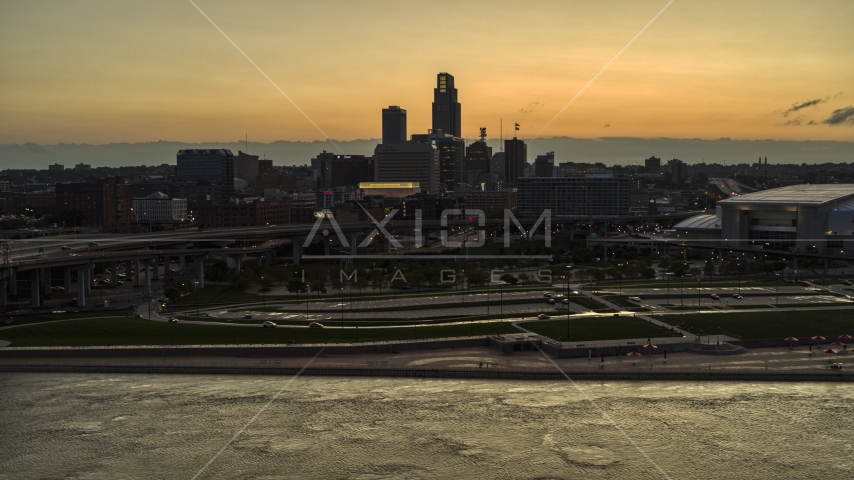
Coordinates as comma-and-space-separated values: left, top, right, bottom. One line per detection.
603, 124, 610, 128
780, 98, 827, 117
519, 102, 542, 114
23, 142, 51, 154
822, 106, 854, 126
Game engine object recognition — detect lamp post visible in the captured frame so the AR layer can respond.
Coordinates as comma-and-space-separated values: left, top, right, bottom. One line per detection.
261, 276, 266, 308
340, 287, 344, 331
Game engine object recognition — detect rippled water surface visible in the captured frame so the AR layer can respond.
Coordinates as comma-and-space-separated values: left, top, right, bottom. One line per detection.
1, 373, 852, 479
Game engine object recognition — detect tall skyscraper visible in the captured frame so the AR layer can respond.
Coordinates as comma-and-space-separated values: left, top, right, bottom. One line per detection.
382, 106, 407, 144
374, 142, 440, 194
432, 72, 461, 137
504, 138, 527, 185
411, 131, 464, 190
465, 128, 492, 174
534, 152, 555, 178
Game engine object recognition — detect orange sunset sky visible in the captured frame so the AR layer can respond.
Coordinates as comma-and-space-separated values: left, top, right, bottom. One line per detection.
1, 0, 852, 145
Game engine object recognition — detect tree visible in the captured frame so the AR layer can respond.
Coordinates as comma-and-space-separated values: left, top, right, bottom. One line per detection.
641, 267, 656, 280
518, 273, 529, 282
309, 279, 327, 296
164, 284, 182, 301
286, 278, 308, 298
466, 268, 490, 287
590, 269, 607, 288
231, 275, 250, 292
259, 276, 275, 290
703, 260, 715, 279
500, 273, 518, 285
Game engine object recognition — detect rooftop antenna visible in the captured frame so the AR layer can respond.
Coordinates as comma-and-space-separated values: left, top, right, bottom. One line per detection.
500, 119, 503, 151
479, 127, 487, 143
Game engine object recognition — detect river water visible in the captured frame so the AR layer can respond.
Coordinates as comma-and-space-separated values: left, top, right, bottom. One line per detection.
1, 373, 852, 479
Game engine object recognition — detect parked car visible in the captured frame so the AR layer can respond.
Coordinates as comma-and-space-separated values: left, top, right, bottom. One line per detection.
537, 314, 550, 320
843, 280, 852, 286
262, 321, 277, 328
308, 322, 324, 329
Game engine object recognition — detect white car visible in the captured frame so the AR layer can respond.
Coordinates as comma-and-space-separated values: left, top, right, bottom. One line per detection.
538, 314, 550, 320
562, 298, 569, 304
262, 321, 277, 328
629, 297, 641, 302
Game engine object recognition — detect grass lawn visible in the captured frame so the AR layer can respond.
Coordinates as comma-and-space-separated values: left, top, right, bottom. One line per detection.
0, 317, 522, 347
1, 311, 128, 326
171, 285, 260, 305
658, 310, 854, 340
521, 316, 668, 342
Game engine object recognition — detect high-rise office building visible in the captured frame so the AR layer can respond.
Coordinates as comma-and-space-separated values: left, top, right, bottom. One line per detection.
56, 176, 132, 229
312, 152, 374, 189
504, 138, 527, 185
465, 136, 492, 175
534, 152, 555, 178
668, 158, 688, 183
644, 156, 661, 173
234, 151, 259, 185
176, 149, 234, 196
432, 72, 461, 138
517, 174, 631, 218
374, 142, 440, 194
411, 131, 464, 190
382, 106, 407, 144
491, 152, 505, 181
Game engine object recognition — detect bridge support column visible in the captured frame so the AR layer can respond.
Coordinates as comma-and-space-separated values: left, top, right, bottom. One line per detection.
41, 267, 52, 296
85, 268, 91, 294
133, 260, 141, 287
179, 255, 185, 273
193, 257, 205, 289
143, 261, 151, 298
76, 266, 88, 308
351, 234, 359, 256
152, 258, 160, 281
31, 270, 40, 308
265, 252, 273, 266
111, 262, 118, 286
64, 267, 72, 292
290, 237, 303, 266
9, 269, 17, 296
232, 256, 242, 275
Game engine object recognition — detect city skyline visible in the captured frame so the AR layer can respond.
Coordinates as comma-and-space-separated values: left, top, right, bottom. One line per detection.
1, 1, 853, 146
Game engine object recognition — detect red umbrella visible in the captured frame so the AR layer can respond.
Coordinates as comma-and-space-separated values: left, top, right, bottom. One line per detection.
839, 334, 853, 340
643, 343, 658, 349
830, 341, 846, 347
824, 348, 838, 354
626, 351, 643, 357
812, 335, 826, 345
784, 336, 798, 341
